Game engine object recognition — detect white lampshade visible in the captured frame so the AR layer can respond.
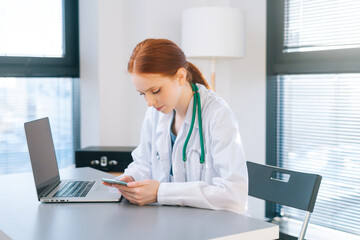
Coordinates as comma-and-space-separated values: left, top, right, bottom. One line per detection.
182, 7, 245, 59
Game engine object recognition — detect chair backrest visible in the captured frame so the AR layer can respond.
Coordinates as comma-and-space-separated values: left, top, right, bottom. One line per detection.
247, 161, 322, 212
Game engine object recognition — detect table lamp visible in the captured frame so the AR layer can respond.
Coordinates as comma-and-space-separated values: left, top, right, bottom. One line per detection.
182, 7, 245, 90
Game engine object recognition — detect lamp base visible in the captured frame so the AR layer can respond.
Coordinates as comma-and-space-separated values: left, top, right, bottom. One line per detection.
210, 58, 216, 91
211, 72, 216, 91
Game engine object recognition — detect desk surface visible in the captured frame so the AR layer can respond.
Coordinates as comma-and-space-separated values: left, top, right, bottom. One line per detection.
0, 167, 278, 240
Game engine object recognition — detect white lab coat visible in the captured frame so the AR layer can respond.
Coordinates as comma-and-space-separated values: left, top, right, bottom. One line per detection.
121, 83, 248, 213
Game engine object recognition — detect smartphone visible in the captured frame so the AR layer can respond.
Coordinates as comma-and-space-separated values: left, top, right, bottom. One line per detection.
101, 178, 128, 186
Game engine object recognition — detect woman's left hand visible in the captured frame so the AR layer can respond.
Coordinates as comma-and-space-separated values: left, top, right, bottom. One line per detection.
121, 180, 160, 205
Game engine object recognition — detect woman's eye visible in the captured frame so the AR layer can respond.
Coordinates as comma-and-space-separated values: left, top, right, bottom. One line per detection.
152, 89, 160, 94
139, 92, 144, 96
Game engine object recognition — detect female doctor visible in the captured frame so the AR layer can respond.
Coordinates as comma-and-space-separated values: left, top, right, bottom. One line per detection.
103, 38, 248, 213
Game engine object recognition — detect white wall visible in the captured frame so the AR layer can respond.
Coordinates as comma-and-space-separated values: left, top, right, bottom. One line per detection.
79, 0, 100, 145
79, 0, 266, 219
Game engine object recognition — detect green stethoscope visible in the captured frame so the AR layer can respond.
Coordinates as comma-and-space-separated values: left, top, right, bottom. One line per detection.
182, 83, 205, 169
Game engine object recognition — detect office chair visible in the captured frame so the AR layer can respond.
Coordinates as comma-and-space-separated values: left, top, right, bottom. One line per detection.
246, 161, 322, 240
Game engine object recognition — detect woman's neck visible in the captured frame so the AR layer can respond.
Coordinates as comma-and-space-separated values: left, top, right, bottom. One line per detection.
174, 82, 193, 119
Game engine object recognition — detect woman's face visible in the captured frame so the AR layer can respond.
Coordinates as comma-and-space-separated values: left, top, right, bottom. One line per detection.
131, 71, 185, 114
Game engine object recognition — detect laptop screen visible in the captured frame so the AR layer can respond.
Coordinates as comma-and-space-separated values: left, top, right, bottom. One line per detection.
24, 117, 60, 199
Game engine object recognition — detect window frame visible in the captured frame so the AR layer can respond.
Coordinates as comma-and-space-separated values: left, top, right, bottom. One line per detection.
266, 0, 360, 219
269, 0, 360, 75
0, 0, 79, 77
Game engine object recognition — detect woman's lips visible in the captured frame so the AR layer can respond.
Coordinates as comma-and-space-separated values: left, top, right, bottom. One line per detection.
155, 106, 164, 111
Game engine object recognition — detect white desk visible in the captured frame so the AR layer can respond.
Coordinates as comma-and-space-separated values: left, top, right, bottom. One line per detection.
0, 167, 279, 240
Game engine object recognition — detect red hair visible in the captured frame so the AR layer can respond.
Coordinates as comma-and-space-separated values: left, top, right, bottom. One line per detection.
128, 39, 210, 89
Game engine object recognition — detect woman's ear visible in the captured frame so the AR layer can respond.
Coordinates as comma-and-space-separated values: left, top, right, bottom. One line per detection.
176, 67, 187, 86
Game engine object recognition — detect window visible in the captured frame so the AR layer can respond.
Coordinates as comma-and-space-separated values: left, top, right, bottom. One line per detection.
0, 78, 80, 174
0, 0, 78, 76
267, 0, 360, 237
284, 0, 360, 52
0, 0, 79, 175
0, 0, 64, 57
277, 74, 360, 234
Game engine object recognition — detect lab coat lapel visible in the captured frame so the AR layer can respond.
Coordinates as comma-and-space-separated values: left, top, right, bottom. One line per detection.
155, 111, 173, 181
171, 104, 192, 182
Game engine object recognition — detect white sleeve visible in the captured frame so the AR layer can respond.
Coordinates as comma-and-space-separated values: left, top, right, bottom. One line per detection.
157, 104, 248, 214
121, 108, 153, 181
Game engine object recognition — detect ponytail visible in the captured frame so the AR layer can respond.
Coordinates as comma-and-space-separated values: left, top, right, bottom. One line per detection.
185, 61, 210, 89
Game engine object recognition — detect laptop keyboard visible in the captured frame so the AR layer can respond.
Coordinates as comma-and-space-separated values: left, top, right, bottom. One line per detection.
53, 181, 95, 198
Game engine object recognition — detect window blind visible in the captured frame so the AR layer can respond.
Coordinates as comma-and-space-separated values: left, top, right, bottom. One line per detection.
0, 78, 79, 175
284, 0, 360, 52
277, 74, 360, 235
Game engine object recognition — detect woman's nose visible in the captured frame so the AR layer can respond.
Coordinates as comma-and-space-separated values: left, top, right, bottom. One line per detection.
146, 94, 156, 107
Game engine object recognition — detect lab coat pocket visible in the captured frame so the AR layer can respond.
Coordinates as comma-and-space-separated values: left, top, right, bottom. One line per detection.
195, 153, 213, 181
198, 153, 211, 181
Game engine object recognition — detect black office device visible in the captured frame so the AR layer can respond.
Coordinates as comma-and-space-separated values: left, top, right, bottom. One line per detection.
75, 146, 135, 172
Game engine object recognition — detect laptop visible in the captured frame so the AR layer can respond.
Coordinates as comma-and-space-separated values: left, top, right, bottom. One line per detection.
24, 117, 121, 203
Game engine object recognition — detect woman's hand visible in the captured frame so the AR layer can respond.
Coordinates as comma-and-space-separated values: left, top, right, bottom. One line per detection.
102, 176, 160, 205
122, 180, 160, 205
